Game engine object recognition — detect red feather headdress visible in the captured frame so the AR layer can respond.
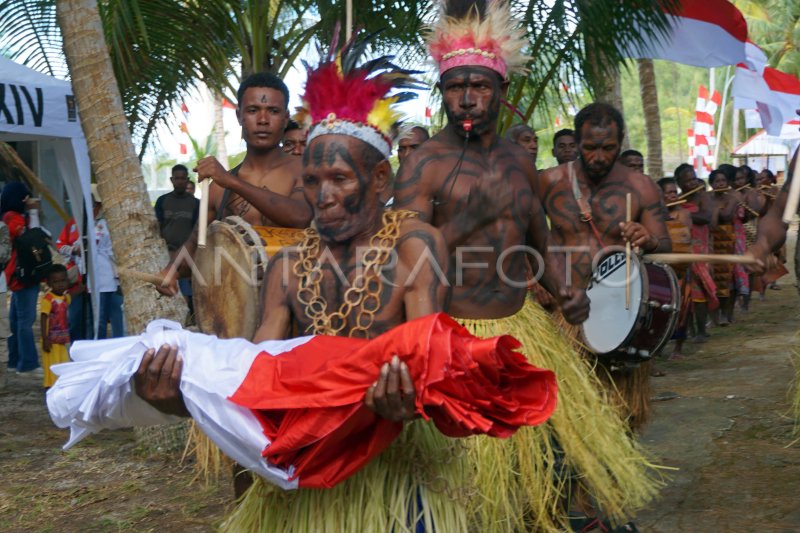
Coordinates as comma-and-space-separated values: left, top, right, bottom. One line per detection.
426, 0, 529, 79
300, 31, 424, 157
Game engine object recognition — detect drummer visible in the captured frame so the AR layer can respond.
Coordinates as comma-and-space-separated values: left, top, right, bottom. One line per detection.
158, 73, 312, 294
534, 102, 671, 432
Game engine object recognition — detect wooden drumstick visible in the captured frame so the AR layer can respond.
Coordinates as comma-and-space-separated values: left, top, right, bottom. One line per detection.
677, 185, 705, 200
117, 267, 168, 286
645, 253, 759, 265
625, 192, 631, 310
665, 199, 686, 207
782, 155, 800, 224
198, 179, 210, 247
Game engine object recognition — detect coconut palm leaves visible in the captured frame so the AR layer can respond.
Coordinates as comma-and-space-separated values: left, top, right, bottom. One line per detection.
500, 0, 678, 129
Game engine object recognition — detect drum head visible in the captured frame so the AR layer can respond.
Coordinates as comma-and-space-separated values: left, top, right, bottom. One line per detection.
193, 218, 263, 340
581, 252, 643, 354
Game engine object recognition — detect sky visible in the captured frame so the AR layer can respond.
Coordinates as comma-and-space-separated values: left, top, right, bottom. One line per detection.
146, 62, 436, 176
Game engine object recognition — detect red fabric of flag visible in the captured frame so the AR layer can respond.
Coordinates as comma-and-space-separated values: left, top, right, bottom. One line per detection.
228, 313, 558, 489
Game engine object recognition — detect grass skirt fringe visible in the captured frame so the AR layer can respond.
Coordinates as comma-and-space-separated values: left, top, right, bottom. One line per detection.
221, 421, 470, 532
554, 315, 652, 433
458, 299, 662, 530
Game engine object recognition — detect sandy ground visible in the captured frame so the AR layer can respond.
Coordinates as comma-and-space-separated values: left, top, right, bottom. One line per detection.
1, 230, 798, 532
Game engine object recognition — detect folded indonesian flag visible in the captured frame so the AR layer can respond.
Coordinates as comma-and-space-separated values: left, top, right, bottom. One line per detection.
47, 314, 557, 489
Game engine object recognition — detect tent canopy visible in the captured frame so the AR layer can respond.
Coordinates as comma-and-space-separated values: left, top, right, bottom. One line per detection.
0, 55, 99, 334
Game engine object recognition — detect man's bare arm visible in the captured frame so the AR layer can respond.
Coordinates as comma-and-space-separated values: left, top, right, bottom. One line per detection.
252, 249, 293, 343
400, 224, 448, 319
196, 156, 312, 228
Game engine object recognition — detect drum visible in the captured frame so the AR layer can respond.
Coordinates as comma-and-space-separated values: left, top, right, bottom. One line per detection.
581, 251, 679, 366
192, 216, 303, 339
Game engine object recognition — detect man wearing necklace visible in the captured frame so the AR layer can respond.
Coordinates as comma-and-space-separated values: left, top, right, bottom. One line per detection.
134, 36, 472, 531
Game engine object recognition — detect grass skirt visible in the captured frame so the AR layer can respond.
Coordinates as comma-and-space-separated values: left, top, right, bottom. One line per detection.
221, 420, 470, 532
553, 315, 652, 433
457, 299, 661, 530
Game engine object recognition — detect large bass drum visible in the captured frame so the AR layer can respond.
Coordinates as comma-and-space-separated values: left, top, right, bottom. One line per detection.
581, 251, 679, 367
192, 216, 303, 339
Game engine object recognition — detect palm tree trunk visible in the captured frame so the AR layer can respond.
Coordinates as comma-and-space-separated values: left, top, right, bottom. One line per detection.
56, 0, 186, 334
637, 59, 663, 177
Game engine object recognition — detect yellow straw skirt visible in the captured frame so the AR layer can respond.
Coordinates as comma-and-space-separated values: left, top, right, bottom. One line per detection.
457, 299, 662, 530
221, 420, 470, 532
553, 314, 652, 433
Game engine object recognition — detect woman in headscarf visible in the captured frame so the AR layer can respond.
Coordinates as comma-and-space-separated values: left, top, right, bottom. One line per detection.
1, 181, 43, 375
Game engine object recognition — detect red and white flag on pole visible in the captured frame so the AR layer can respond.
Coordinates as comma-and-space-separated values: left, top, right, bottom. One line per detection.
623, 0, 747, 67
733, 41, 800, 136
47, 316, 557, 489
689, 86, 722, 175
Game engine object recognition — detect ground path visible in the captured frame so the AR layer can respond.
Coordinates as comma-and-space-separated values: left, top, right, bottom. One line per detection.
1, 233, 798, 532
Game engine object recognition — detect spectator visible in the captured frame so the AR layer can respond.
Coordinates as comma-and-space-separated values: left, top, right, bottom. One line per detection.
40, 264, 71, 388
282, 120, 307, 157
92, 185, 125, 339
552, 128, 577, 165
56, 217, 89, 341
397, 126, 430, 165
186, 180, 196, 196
155, 165, 200, 324
2, 181, 42, 375
505, 124, 538, 163
619, 149, 645, 174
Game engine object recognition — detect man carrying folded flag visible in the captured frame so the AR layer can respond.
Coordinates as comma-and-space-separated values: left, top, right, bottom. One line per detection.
48, 30, 559, 532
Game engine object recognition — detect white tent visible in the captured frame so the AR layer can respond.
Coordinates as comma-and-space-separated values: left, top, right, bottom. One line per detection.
731, 120, 800, 173
0, 56, 99, 334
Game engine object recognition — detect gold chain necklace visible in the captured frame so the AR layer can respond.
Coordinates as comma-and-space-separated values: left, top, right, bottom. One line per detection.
294, 209, 417, 337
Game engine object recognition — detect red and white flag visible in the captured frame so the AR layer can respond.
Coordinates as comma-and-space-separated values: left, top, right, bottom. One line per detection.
47, 316, 557, 489
733, 48, 800, 136
623, 0, 747, 68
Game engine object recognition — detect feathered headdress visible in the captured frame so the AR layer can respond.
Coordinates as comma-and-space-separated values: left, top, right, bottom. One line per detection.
300, 30, 424, 158
426, 0, 529, 79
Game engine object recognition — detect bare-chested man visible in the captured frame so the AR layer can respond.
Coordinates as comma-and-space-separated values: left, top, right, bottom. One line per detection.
534, 102, 670, 431
134, 44, 473, 530
159, 73, 312, 294
393, 67, 585, 321
553, 128, 578, 165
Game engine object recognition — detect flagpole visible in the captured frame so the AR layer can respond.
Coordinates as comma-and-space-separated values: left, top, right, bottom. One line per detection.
346, 0, 353, 40
713, 67, 733, 165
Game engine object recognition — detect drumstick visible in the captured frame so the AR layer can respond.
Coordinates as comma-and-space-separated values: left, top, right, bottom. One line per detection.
625, 192, 631, 310
782, 154, 800, 224
645, 253, 759, 265
677, 185, 705, 200
665, 199, 686, 207
117, 267, 168, 286
198, 179, 210, 247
